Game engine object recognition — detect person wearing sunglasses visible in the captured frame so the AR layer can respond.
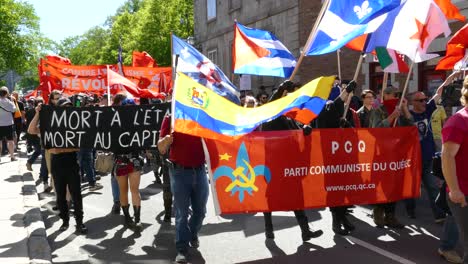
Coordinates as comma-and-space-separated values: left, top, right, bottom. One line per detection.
404, 72, 460, 223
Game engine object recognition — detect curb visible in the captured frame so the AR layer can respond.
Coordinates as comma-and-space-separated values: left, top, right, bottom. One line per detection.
18, 153, 52, 264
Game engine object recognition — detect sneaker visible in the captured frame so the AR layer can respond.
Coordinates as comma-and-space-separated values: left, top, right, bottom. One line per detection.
175, 251, 188, 263
89, 183, 104, 191
26, 162, 33, 171
190, 238, 200, 249
438, 248, 463, 264
10, 157, 17, 162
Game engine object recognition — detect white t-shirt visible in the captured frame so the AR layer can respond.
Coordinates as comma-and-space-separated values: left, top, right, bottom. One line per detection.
0, 97, 16, 126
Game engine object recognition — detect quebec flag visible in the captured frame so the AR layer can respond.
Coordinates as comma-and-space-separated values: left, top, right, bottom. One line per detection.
233, 22, 297, 78
306, 0, 402, 56
172, 35, 240, 103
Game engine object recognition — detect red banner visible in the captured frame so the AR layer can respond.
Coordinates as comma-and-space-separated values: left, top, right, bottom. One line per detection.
204, 127, 422, 214
39, 59, 172, 96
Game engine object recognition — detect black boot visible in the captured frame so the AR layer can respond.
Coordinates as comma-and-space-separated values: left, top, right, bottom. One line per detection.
263, 212, 274, 239
59, 218, 69, 231
295, 210, 323, 241
75, 219, 88, 234
332, 211, 349, 236
342, 215, 355, 231
122, 205, 135, 228
133, 205, 142, 231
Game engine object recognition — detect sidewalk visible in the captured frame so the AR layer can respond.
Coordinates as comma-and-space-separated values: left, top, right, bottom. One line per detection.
0, 143, 51, 264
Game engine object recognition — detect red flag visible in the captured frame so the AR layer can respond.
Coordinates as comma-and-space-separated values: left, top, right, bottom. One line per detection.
132, 51, 157, 67
46, 55, 72, 65
159, 73, 168, 94
433, 0, 465, 22
107, 67, 164, 99
23, 89, 38, 99
436, 24, 468, 70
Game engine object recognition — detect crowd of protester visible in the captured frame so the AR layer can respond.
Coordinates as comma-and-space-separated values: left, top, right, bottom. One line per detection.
0, 73, 467, 264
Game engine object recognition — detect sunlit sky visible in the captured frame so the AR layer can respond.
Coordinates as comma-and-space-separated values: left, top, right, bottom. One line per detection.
27, 0, 127, 43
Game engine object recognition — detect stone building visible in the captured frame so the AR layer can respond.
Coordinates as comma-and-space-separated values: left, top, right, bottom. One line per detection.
193, 0, 468, 101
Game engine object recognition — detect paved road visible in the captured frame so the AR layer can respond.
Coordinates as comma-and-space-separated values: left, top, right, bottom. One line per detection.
27, 158, 458, 264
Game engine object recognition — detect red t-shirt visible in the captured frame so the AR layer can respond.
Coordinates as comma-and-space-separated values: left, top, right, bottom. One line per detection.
442, 107, 468, 195
159, 115, 205, 167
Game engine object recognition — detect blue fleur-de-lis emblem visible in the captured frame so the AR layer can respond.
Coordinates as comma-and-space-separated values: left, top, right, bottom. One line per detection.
213, 142, 271, 202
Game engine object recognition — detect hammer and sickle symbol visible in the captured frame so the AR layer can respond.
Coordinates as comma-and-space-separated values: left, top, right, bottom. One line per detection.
225, 160, 258, 192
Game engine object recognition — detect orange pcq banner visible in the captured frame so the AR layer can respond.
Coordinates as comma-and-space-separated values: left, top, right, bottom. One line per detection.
40, 59, 172, 95
204, 127, 422, 214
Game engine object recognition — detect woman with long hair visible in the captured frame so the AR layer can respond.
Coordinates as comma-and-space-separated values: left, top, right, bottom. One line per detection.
112, 94, 144, 230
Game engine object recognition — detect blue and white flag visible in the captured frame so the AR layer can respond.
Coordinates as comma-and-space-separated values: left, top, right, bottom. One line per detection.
233, 22, 297, 78
172, 35, 240, 103
305, 0, 402, 56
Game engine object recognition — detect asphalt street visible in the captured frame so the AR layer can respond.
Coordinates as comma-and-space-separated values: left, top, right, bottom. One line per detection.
26, 158, 460, 264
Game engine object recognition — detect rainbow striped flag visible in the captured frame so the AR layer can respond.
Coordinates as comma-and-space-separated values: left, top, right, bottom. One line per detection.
173, 73, 334, 141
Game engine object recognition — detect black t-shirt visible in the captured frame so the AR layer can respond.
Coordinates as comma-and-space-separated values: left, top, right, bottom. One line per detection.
17, 101, 24, 112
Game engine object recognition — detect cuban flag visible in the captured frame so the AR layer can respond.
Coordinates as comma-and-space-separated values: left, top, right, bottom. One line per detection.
306, 0, 402, 56
233, 22, 297, 78
172, 35, 240, 103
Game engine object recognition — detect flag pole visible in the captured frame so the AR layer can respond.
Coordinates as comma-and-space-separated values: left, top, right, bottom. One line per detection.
106, 65, 111, 106
170, 32, 179, 133
392, 61, 415, 127
381, 72, 389, 102
342, 54, 364, 119
288, 0, 330, 81
337, 49, 342, 80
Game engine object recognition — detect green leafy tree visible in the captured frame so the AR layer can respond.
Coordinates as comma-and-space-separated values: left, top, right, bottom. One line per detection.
0, 0, 41, 74
134, 0, 193, 66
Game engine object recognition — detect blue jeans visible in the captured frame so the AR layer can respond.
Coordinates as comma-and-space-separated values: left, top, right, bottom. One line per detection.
448, 196, 468, 263
169, 165, 209, 253
111, 175, 120, 203
27, 140, 41, 165
440, 215, 459, 251
405, 159, 445, 219
78, 149, 96, 185
39, 150, 48, 184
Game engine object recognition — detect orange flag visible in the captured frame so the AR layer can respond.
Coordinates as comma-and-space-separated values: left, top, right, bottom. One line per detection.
345, 34, 376, 55
46, 55, 72, 65
433, 0, 465, 21
132, 51, 157, 67
436, 24, 468, 70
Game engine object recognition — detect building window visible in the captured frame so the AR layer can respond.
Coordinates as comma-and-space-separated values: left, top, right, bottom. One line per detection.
207, 0, 216, 21
207, 49, 218, 64
229, 0, 241, 11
